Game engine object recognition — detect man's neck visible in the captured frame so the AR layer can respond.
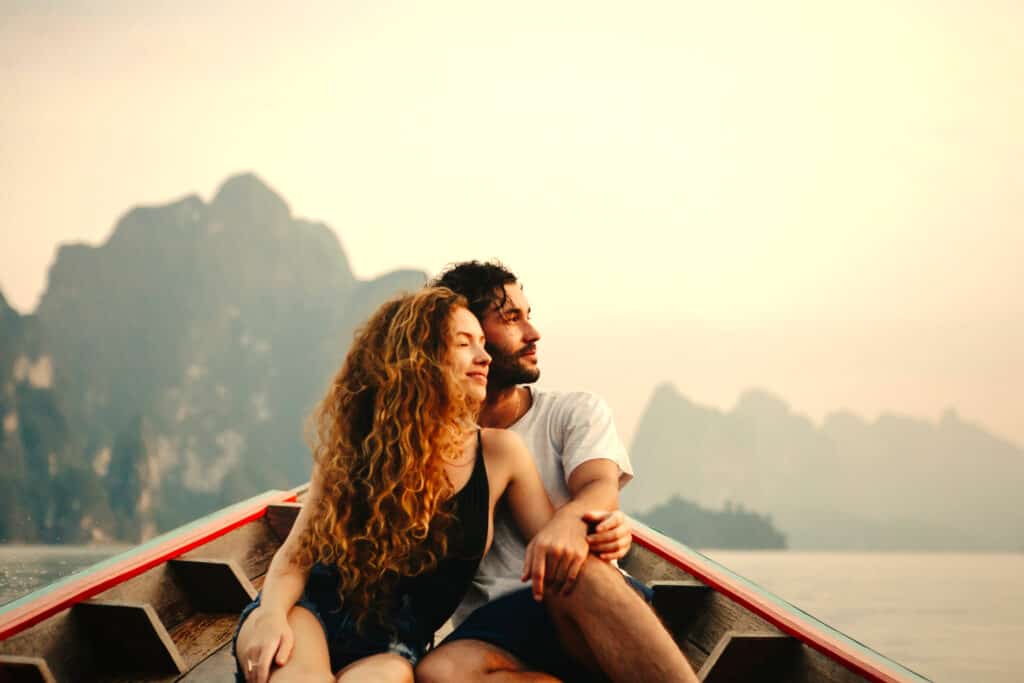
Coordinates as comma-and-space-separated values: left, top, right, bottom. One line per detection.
478, 385, 532, 430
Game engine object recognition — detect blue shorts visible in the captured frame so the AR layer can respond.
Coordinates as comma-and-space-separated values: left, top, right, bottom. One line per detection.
232, 564, 426, 681
442, 574, 653, 682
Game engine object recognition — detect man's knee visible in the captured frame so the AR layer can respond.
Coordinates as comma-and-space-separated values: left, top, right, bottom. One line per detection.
416, 648, 462, 683
546, 558, 635, 616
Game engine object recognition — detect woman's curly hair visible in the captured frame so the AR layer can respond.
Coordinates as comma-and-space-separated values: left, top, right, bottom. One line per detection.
294, 287, 476, 630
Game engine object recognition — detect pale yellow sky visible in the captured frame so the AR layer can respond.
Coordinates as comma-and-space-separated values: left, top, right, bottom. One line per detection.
2, 0, 1021, 445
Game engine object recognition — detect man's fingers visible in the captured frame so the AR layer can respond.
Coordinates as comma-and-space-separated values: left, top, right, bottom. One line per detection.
589, 541, 620, 554
587, 529, 621, 545
600, 545, 629, 561
596, 510, 625, 532
589, 535, 629, 551
581, 509, 611, 523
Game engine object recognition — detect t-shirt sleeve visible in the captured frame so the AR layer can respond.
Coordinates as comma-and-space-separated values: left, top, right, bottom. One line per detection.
558, 392, 635, 488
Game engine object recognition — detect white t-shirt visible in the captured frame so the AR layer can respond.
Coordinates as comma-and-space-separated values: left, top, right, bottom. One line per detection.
452, 386, 634, 625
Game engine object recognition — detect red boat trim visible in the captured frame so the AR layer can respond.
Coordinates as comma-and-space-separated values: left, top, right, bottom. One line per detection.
631, 525, 927, 683
0, 488, 301, 641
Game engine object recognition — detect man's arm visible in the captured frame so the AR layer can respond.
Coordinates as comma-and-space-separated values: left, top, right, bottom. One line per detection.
523, 391, 634, 595
565, 460, 633, 562
525, 458, 628, 595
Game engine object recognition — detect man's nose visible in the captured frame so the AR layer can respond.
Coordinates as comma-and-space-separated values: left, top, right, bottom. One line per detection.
523, 321, 541, 343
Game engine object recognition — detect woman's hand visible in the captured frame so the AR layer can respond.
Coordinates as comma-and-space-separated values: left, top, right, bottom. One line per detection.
521, 507, 590, 599
584, 509, 632, 561
237, 606, 295, 683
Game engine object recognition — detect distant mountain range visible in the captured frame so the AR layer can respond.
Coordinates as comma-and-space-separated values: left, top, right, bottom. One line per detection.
5, 175, 1018, 551
624, 383, 1024, 551
1, 174, 425, 543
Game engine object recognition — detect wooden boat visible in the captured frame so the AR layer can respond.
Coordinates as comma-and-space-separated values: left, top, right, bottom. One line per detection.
0, 486, 931, 682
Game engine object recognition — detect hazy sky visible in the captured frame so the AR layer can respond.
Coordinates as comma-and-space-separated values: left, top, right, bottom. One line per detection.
2, 0, 1021, 445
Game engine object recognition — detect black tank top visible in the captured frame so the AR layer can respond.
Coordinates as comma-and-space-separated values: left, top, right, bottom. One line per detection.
402, 430, 489, 641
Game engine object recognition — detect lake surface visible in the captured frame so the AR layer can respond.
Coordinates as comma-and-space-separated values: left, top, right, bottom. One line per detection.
703, 550, 1023, 683
0, 545, 125, 606
1, 547, 1021, 681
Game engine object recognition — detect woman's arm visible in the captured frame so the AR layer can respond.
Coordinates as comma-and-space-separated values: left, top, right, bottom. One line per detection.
236, 465, 326, 682
484, 430, 566, 602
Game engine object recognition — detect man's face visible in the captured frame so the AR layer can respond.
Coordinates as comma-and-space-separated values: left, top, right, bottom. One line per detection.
479, 283, 542, 389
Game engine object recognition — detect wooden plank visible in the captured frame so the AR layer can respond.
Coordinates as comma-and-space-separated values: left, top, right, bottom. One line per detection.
630, 521, 925, 683
91, 563, 196, 634
168, 559, 256, 613
698, 631, 799, 683
0, 490, 296, 642
265, 503, 302, 542
0, 610, 99, 683
649, 580, 715, 668
169, 612, 241, 671
0, 655, 56, 683
73, 601, 186, 675
789, 645, 873, 683
180, 520, 281, 581
651, 580, 712, 620
179, 642, 236, 682
685, 589, 783, 655
620, 543, 695, 583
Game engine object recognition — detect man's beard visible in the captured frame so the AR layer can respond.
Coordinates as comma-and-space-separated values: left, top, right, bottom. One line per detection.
486, 343, 540, 388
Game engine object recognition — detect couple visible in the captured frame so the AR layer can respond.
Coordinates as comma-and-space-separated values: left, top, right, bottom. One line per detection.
234, 261, 697, 683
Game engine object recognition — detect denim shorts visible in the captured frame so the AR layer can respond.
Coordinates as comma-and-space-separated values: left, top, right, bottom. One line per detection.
443, 573, 653, 683
232, 564, 426, 680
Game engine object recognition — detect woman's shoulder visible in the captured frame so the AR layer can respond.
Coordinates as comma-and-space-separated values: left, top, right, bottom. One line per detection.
479, 426, 525, 449
479, 428, 530, 465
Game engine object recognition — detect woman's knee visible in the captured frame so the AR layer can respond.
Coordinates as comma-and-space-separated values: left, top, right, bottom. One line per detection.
335, 653, 413, 683
271, 666, 335, 683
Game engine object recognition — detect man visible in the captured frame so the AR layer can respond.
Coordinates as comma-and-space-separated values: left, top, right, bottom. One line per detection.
417, 261, 697, 683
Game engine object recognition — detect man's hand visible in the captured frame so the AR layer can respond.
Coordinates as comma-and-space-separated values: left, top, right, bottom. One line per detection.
521, 506, 590, 600
584, 510, 632, 561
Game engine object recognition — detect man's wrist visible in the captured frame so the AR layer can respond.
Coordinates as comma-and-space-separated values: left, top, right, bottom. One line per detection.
556, 500, 587, 521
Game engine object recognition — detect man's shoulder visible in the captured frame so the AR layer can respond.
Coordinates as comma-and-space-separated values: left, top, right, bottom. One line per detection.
531, 387, 610, 415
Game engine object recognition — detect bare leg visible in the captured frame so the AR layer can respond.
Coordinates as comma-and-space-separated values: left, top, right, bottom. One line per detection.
262, 606, 333, 683
545, 558, 699, 683
336, 653, 413, 683
416, 639, 561, 683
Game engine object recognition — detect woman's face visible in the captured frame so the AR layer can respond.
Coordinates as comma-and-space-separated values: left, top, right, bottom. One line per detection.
447, 306, 491, 403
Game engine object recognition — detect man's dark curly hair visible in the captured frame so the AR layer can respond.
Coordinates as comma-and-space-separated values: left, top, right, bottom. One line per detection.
429, 260, 520, 320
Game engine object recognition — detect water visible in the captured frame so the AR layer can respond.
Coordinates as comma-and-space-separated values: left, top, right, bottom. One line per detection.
0, 545, 124, 606
703, 550, 1024, 683
1, 547, 1020, 681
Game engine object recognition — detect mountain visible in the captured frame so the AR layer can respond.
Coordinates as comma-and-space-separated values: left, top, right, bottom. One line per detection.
635, 495, 786, 550
624, 383, 1024, 550
1, 174, 426, 543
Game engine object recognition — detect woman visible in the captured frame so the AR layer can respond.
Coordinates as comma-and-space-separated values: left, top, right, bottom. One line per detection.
234, 288, 555, 683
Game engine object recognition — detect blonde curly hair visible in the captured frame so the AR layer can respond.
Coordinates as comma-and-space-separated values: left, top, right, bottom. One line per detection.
295, 287, 476, 629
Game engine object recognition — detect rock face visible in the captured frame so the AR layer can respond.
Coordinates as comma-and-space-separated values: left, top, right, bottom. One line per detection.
626, 383, 1024, 551
1, 174, 426, 543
